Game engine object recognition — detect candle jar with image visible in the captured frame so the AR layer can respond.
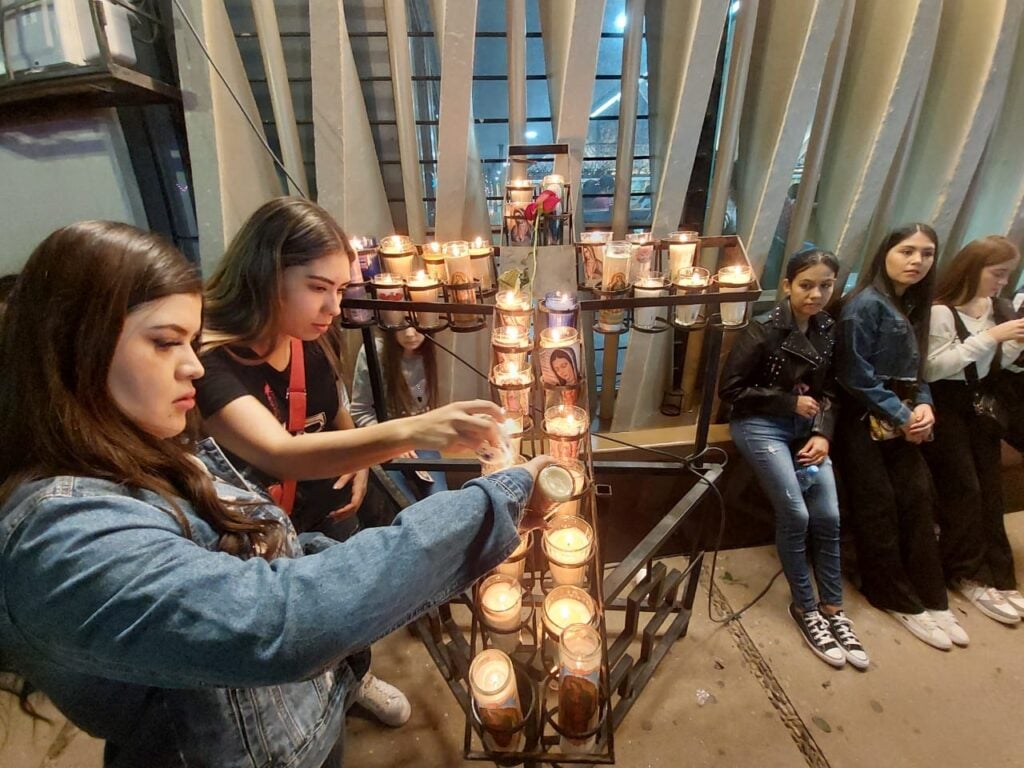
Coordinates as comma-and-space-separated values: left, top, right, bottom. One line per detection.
577, 231, 611, 289
443, 240, 483, 331
491, 361, 534, 418
350, 237, 381, 280
504, 179, 536, 246
537, 327, 582, 395
538, 174, 571, 245
543, 405, 588, 460
671, 266, 710, 328
491, 325, 532, 368
543, 516, 594, 587
468, 236, 496, 294
495, 290, 533, 330
420, 241, 447, 282
714, 264, 754, 327
626, 231, 655, 284
556, 623, 603, 755
469, 649, 526, 752
379, 234, 417, 279
596, 240, 632, 332
370, 272, 408, 330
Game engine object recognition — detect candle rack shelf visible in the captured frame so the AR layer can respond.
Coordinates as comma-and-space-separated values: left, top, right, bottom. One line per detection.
350, 235, 759, 765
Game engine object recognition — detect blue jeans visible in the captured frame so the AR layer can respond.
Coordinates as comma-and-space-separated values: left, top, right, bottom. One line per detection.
730, 415, 843, 612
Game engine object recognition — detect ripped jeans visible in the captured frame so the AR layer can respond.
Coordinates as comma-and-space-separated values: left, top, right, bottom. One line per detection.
730, 415, 843, 613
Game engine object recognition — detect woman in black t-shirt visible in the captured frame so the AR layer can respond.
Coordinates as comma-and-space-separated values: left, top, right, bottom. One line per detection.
196, 198, 510, 729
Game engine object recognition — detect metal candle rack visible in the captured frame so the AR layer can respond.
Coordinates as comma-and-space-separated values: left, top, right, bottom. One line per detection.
346, 235, 760, 766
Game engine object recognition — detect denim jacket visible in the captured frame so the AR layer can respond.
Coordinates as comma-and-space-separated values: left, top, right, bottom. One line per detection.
0, 440, 530, 767
719, 300, 839, 440
837, 286, 933, 426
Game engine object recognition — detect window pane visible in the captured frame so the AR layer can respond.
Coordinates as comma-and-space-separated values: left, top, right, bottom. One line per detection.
602, 0, 627, 34
596, 36, 623, 76
522, 120, 552, 144
526, 79, 551, 119
475, 123, 510, 161
473, 81, 509, 119
586, 120, 618, 158
526, 38, 546, 76
474, 38, 506, 75
590, 80, 621, 117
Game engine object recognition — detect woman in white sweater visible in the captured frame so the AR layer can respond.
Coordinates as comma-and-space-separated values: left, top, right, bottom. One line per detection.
923, 236, 1024, 626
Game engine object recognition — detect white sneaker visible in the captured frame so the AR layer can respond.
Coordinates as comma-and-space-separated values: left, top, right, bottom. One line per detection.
957, 579, 1021, 625
886, 610, 951, 651
1000, 589, 1024, 614
928, 609, 970, 647
354, 673, 411, 727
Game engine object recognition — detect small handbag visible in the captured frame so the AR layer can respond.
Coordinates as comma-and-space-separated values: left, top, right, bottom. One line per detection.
949, 307, 1010, 434
267, 338, 306, 515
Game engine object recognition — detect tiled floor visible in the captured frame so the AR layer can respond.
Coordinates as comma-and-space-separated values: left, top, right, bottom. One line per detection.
6, 514, 1024, 767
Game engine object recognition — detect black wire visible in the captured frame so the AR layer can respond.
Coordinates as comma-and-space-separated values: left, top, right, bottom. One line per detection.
170, 0, 308, 198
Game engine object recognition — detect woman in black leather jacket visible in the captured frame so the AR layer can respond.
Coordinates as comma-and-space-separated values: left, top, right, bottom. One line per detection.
720, 249, 868, 670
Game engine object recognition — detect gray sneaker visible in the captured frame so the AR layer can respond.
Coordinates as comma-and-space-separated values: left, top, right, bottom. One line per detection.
957, 580, 1020, 625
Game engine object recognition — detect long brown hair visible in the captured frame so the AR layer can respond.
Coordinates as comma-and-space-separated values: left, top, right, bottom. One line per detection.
934, 235, 1021, 308
840, 223, 939, 374
380, 330, 438, 418
0, 221, 286, 559
203, 197, 354, 371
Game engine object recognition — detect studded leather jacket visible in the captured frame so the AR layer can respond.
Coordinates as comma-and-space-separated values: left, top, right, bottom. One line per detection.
719, 300, 839, 440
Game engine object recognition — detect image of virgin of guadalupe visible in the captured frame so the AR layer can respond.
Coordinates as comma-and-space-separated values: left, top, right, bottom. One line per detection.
581, 244, 603, 287
507, 209, 534, 246
540, 347, 582, 407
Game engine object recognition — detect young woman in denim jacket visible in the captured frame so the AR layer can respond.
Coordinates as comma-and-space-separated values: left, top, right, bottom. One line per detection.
834, 223, 968, 650
0, 222, 550, 768
720, 250, 868, 669
923, 236, 1024, 626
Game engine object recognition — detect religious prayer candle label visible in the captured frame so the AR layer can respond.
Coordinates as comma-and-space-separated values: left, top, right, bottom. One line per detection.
578, 232, 610, 288
626, 232, 654, 284
538, 327, 582, 390
469, 650, 523, 751
558, 624, 601, 754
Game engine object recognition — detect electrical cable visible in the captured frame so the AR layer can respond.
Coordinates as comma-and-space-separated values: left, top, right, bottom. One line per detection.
170, 0, 309, 198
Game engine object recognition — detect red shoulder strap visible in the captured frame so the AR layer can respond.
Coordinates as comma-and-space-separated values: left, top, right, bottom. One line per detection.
277, 338, 306, 515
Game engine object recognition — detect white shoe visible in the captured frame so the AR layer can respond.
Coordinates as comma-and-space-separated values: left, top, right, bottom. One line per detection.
354, 673, 411, 727
1000, 589, 1024, 614
957, 579, 1020, 625
928, 609, 970, 647
887, 610, 951, 650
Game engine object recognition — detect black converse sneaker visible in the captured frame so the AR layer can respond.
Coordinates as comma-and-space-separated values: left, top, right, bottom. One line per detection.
824, 609, 870, 670
789, 604, 845, 668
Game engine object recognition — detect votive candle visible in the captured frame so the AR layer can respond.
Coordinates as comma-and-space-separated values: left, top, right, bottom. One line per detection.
716, 264, 753, 326
673, 266, 709, 326
633, 272, 667, 329
379, 234, 416, 279
543, 516, 593, 586
372, 272, 406, 327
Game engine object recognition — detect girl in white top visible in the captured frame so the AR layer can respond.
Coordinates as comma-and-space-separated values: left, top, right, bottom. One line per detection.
923, 235, 1024, 626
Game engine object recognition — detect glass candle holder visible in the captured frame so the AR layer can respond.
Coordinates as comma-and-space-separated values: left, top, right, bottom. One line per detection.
538, 327, 582, 390
468, 649, 524, 752
443, 240, 480, 328
665, 231, 699, 282
491, 361, 534, 417
715, 264, 754, 326
626, 231, 655, 283
542, 173, 565, 214
543, 405, 588, 460
505, 180, 536, 246
542, 585, 596, 640
491, 325, 532, 368
421, 241, 447, 282
495, 289, 533, 330
601, 240, 631, 293
371, 272, 407, 329
379, 234, 417, 279
578, 231, 611, 289
350, 236, 381, 280
406, 270, 443, 329
542, 290, 578, 330
545, 458, 587, 518
468, 236, 496, 293
341, 281, 374, 325
632, 271, 667, 329
543, 516, 593, 587
558, 623, 602, 755
494, 531, 532, 581
504, 411, 527, 457
478, 573, 525, 652
672, 266, 710, 327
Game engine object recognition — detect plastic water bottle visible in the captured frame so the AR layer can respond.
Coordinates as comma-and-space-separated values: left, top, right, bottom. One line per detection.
795, 463, 819, 493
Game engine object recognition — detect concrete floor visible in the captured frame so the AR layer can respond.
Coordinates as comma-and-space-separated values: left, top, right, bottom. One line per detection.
6, 513, 1024, 767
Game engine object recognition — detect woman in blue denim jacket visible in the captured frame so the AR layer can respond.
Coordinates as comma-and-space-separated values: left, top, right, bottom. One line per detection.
720, 250, 868, 670
0, 221, 550, 767
833, 223, 968, 651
